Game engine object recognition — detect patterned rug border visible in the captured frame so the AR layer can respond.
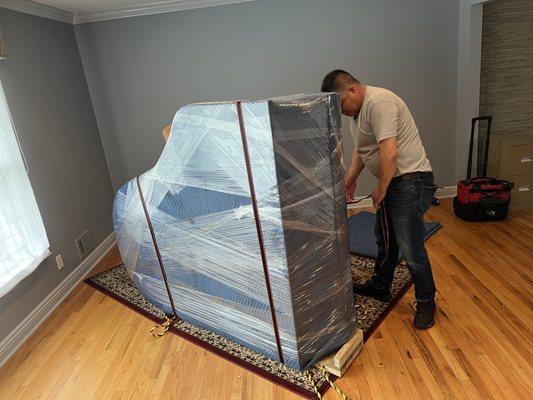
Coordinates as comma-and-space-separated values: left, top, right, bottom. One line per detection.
84, 274, 325, 399
84, 264, 412, 399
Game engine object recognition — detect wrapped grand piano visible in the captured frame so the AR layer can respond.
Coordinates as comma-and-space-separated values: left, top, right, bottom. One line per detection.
112, 93, 356, 370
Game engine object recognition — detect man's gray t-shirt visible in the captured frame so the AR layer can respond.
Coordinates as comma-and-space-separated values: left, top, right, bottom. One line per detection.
350, 86, 432, 178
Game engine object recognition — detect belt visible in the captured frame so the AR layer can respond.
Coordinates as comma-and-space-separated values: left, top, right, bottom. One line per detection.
392, 171, 432, 183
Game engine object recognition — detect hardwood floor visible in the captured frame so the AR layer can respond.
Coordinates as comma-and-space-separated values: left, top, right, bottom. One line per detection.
0, 199, 531, 399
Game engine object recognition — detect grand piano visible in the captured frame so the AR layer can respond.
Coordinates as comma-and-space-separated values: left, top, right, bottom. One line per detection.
112, 93, 356, 370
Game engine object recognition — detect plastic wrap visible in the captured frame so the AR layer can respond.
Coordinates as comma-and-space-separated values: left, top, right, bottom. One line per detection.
112, 93, 356, 370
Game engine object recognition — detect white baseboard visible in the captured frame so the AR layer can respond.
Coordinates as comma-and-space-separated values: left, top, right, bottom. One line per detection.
435, 185, 457, 199
0, 232, 116, 368
347, 185, 457, 210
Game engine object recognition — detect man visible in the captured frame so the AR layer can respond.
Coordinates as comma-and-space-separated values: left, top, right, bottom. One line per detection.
321, 70, 437, 329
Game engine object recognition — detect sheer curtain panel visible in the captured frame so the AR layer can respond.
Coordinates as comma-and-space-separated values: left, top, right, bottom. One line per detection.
0, 80, 50, 297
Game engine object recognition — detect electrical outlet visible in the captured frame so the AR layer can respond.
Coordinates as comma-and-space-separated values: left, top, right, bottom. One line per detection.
56, 255, 64, 270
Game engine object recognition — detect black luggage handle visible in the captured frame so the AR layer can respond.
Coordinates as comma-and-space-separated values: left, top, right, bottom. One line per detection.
467, 116, 492, 180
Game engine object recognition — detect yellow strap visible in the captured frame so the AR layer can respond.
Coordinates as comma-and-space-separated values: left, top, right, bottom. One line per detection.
150, 315, 174, 338
150, 317, 349, 399
318, 365, 349, 400
304, 365, 350, 400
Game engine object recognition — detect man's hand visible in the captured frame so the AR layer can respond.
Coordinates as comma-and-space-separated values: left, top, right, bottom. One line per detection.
346, 148, 365, 203
162, 125, 171, 142
346, 177, 356, 202
371, 187, 386, 210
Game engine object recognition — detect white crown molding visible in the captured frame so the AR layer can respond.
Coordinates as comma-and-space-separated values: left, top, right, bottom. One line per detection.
73, 0, 255, 24
0, 0, 74, 24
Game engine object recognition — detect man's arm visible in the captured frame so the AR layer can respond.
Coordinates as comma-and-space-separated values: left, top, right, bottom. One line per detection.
346, 148, 365, 202
371, 137, 398, 209
368, 101, 399, 209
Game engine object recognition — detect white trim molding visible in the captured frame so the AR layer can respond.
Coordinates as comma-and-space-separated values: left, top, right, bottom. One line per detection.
0, 232, 116, 368
0, 0, 74, 24
434, 185, 458, 199
0, 0, 255, 24
73, 0, 255, 24
456, 0, 491, 181
347, 186, 457, 210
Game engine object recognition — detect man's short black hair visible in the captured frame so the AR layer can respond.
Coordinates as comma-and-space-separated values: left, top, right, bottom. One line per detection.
321, 70, 360, 92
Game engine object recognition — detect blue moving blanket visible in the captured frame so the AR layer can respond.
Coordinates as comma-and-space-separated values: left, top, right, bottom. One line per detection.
348, 211, 442, 259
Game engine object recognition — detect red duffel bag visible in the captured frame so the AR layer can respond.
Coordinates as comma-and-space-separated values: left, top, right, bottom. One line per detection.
453, 116, 514, 221
454, 178, 514, 221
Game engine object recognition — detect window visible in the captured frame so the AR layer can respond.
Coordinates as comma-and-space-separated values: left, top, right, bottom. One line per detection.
0, 80, 49, 297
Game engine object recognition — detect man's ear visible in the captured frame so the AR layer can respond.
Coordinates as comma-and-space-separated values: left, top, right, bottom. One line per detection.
348, 85, 358, 94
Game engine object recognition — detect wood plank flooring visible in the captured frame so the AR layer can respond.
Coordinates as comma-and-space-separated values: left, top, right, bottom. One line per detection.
0, 199, 531, 399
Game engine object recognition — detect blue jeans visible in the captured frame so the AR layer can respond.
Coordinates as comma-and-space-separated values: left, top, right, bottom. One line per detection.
372, 172, 437, 302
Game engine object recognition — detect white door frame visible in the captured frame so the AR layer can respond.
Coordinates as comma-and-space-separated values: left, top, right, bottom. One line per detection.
456, 0, 491, 180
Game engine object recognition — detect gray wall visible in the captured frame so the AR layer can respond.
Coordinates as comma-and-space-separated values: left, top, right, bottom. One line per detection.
0, 9, 114, 341
75, 0, 459, 194
480, 0, 533, 136
0, 0, 459, 352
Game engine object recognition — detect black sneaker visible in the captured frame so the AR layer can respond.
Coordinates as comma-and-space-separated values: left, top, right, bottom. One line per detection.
414, 301, 436, 330
354, 280, 393, 302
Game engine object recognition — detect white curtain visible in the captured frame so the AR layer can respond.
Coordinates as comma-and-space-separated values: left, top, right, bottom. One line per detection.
0, 80, 50, 297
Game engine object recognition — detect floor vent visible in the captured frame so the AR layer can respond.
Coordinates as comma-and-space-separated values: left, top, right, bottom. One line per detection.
76, 230, 94, 260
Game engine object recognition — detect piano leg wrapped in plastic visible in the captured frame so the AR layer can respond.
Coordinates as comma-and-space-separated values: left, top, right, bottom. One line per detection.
112, 93, 356, 370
